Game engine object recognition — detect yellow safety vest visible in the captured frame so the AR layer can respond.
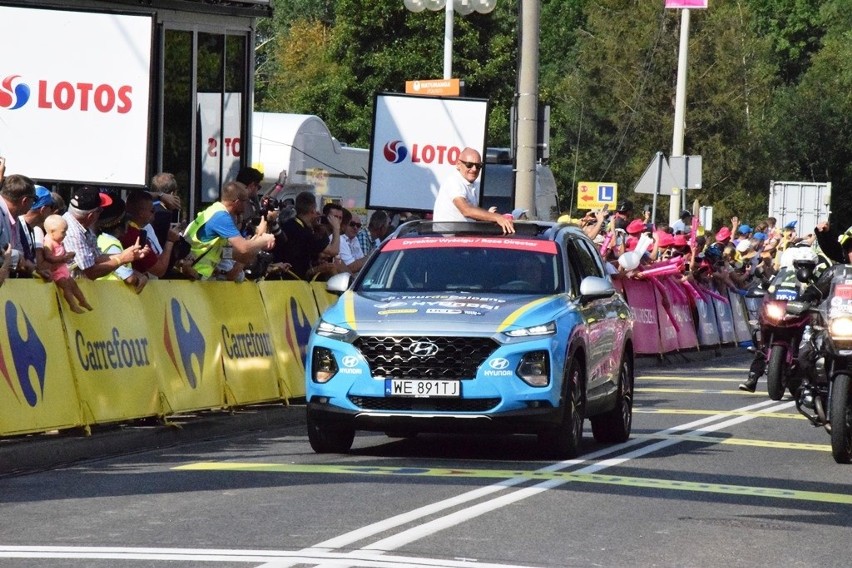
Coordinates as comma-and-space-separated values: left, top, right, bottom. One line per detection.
96, 232, 128, 282
183, 202, 229, 279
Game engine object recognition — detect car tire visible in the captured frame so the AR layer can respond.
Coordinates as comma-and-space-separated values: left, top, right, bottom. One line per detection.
538, 357, 584, 459
307, 409, 355, 454
591, 354, 633, 444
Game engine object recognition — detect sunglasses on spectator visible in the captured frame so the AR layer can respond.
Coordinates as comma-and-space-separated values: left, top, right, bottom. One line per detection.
349, 221, 362, 229
459, 160, 483, 170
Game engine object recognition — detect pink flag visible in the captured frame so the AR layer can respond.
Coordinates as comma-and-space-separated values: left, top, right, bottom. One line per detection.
665, 0, 708, 8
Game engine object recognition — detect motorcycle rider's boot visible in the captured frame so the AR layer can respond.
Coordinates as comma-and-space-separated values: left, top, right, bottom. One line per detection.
739, 373, 759, 393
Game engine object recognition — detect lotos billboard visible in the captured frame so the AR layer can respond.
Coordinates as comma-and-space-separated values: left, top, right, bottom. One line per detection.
0, 6, 152, 186
367, 92, 488, 212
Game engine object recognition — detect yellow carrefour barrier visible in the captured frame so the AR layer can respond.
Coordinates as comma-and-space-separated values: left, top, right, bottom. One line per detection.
67, 279, 161, 425
0, 280, 83, 435
1, 278, 330, 437
258, 280, 321, 399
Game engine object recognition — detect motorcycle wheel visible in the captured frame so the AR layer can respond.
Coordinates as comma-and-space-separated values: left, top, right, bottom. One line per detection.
766, 345, 786, 401
830, 373, 852, 464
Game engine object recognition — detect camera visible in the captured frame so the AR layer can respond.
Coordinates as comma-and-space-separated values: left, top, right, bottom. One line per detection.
244, 250, 274, 281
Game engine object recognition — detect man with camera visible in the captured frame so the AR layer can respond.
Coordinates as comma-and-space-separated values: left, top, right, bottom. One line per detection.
275, 191, 341, 280
180, 181, 275, 280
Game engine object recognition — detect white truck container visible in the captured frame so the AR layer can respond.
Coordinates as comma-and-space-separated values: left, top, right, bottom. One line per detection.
480, 148, 560, 221
251, 112, 369, 210
768, 181, 832, 234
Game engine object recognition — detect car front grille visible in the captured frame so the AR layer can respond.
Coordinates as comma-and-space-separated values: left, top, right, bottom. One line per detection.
353, 336, 498, 380
349, 395, 500, 412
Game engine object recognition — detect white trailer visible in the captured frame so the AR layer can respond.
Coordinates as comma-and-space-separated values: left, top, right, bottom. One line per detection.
251, 112, 369, 210
768, 181, 832, 234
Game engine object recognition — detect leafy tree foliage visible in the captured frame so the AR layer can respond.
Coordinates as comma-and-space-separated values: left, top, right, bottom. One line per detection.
256, 0, 851, 228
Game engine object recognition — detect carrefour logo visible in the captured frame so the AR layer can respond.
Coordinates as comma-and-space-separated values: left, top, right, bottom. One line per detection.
0, 301, 47, 407
383, 140, 408, 163
163, 299, 206, 388
0, 75, 30, 110
0, 73, 133, 113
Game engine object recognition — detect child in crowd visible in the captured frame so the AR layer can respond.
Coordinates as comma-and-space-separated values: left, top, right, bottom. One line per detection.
42, 214, 93, 314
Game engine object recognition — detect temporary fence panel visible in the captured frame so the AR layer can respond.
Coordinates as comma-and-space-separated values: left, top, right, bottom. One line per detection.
621, 278, 662, 355
0, 281, 83, 436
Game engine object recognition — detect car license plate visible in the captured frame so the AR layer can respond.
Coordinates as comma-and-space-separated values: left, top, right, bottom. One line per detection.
385, 379, 461, 398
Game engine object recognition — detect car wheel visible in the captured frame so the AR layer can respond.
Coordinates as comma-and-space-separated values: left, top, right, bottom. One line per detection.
538, 357, 584, 459
591, 354, 633, 444
307, 409, 355, 454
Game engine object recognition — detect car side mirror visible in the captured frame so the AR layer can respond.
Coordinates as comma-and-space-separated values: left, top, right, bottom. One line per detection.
579, 275, 616, 301
326, 272, 351, 294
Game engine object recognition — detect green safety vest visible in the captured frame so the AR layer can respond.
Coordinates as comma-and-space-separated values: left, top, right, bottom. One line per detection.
183, 202, 229, 279
96, 232, 127, 282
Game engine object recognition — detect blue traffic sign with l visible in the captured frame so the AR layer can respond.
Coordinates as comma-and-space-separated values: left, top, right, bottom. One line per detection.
598, 185, 615, 202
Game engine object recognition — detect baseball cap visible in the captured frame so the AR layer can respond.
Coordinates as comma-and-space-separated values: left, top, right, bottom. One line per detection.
98, 195, 126, 229
738, 224, 752, 234
626, 219, 646, 235
30, 186, 54, 210
616, 199, 634, 213
752, 232, 767, 241
715, 226, 731, 241
785, 220, 797, 229
680, 209, 693, 218
511, 208, 529, 220
70, 186, 112, 211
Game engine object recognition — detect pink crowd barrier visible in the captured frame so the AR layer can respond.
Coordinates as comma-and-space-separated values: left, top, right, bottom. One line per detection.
615, 275, 752, 356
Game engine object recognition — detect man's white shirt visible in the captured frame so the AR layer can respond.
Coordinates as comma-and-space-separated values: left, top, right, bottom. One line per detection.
432, 170, 479, 222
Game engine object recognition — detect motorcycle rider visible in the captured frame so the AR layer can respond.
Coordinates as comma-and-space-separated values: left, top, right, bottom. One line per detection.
738, 235, 833, 392
797, 222, 852, 306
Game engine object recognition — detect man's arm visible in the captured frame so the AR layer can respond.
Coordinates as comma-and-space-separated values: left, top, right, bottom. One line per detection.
229, 233, 275, 263
452, 197, 515, 234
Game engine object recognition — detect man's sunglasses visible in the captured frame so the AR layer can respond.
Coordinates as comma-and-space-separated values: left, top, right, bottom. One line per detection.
459, 160, 483, 170
349, 221, 362, 229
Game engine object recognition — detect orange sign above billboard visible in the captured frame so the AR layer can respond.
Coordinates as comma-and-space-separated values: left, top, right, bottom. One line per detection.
405, 79, 461, 96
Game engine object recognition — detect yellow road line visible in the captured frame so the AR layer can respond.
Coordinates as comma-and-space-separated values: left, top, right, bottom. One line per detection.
174, 462, 852, 505
632, 432, 830, 452
634, 408, 806, 419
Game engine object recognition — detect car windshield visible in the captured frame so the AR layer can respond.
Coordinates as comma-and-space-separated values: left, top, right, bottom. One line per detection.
358, 237, 564, 294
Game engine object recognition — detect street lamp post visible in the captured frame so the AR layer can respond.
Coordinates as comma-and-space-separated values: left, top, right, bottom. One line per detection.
403, 0, 497, 80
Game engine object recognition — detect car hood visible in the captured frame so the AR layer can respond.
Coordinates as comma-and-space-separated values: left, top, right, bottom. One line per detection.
323, 290, 570, 335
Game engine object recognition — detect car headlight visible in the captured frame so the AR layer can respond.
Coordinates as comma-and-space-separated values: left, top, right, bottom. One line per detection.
311, 347, 338, 383
316, 320, 356, 342
829, 317, 852, 342
503, 321, 556, 338
517, 351, 549, 387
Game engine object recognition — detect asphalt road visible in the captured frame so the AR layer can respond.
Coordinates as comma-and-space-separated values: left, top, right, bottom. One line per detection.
1, 348, 849, 568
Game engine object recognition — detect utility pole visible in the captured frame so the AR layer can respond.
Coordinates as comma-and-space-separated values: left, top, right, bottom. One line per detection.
514, 0, 538, 217
669, 7, 690, 225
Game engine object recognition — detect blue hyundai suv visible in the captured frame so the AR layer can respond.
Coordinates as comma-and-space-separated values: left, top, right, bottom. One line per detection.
305, 221, 634, 457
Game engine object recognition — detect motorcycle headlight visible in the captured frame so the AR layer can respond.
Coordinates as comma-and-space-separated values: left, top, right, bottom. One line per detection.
829, 317, 852, 342
504, 321, 556, 338
763, 300, 787, 323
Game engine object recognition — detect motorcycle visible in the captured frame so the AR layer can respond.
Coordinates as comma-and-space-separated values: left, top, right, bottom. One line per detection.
787, 265, 852, 464
757, 262, 814, 400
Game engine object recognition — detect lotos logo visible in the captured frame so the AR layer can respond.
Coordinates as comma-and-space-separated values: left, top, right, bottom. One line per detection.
0, 75, 31, 110
163, 299, 206, 388
383, 140, 408, 163
0, 301, 47, 407
0, 74, 132, 113
382, 140, 463, 166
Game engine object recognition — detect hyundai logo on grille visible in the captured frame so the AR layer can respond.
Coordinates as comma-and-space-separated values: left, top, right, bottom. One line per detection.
488, 358, 510, 370
409, 341, 439, 357
342, 355, 359, 368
